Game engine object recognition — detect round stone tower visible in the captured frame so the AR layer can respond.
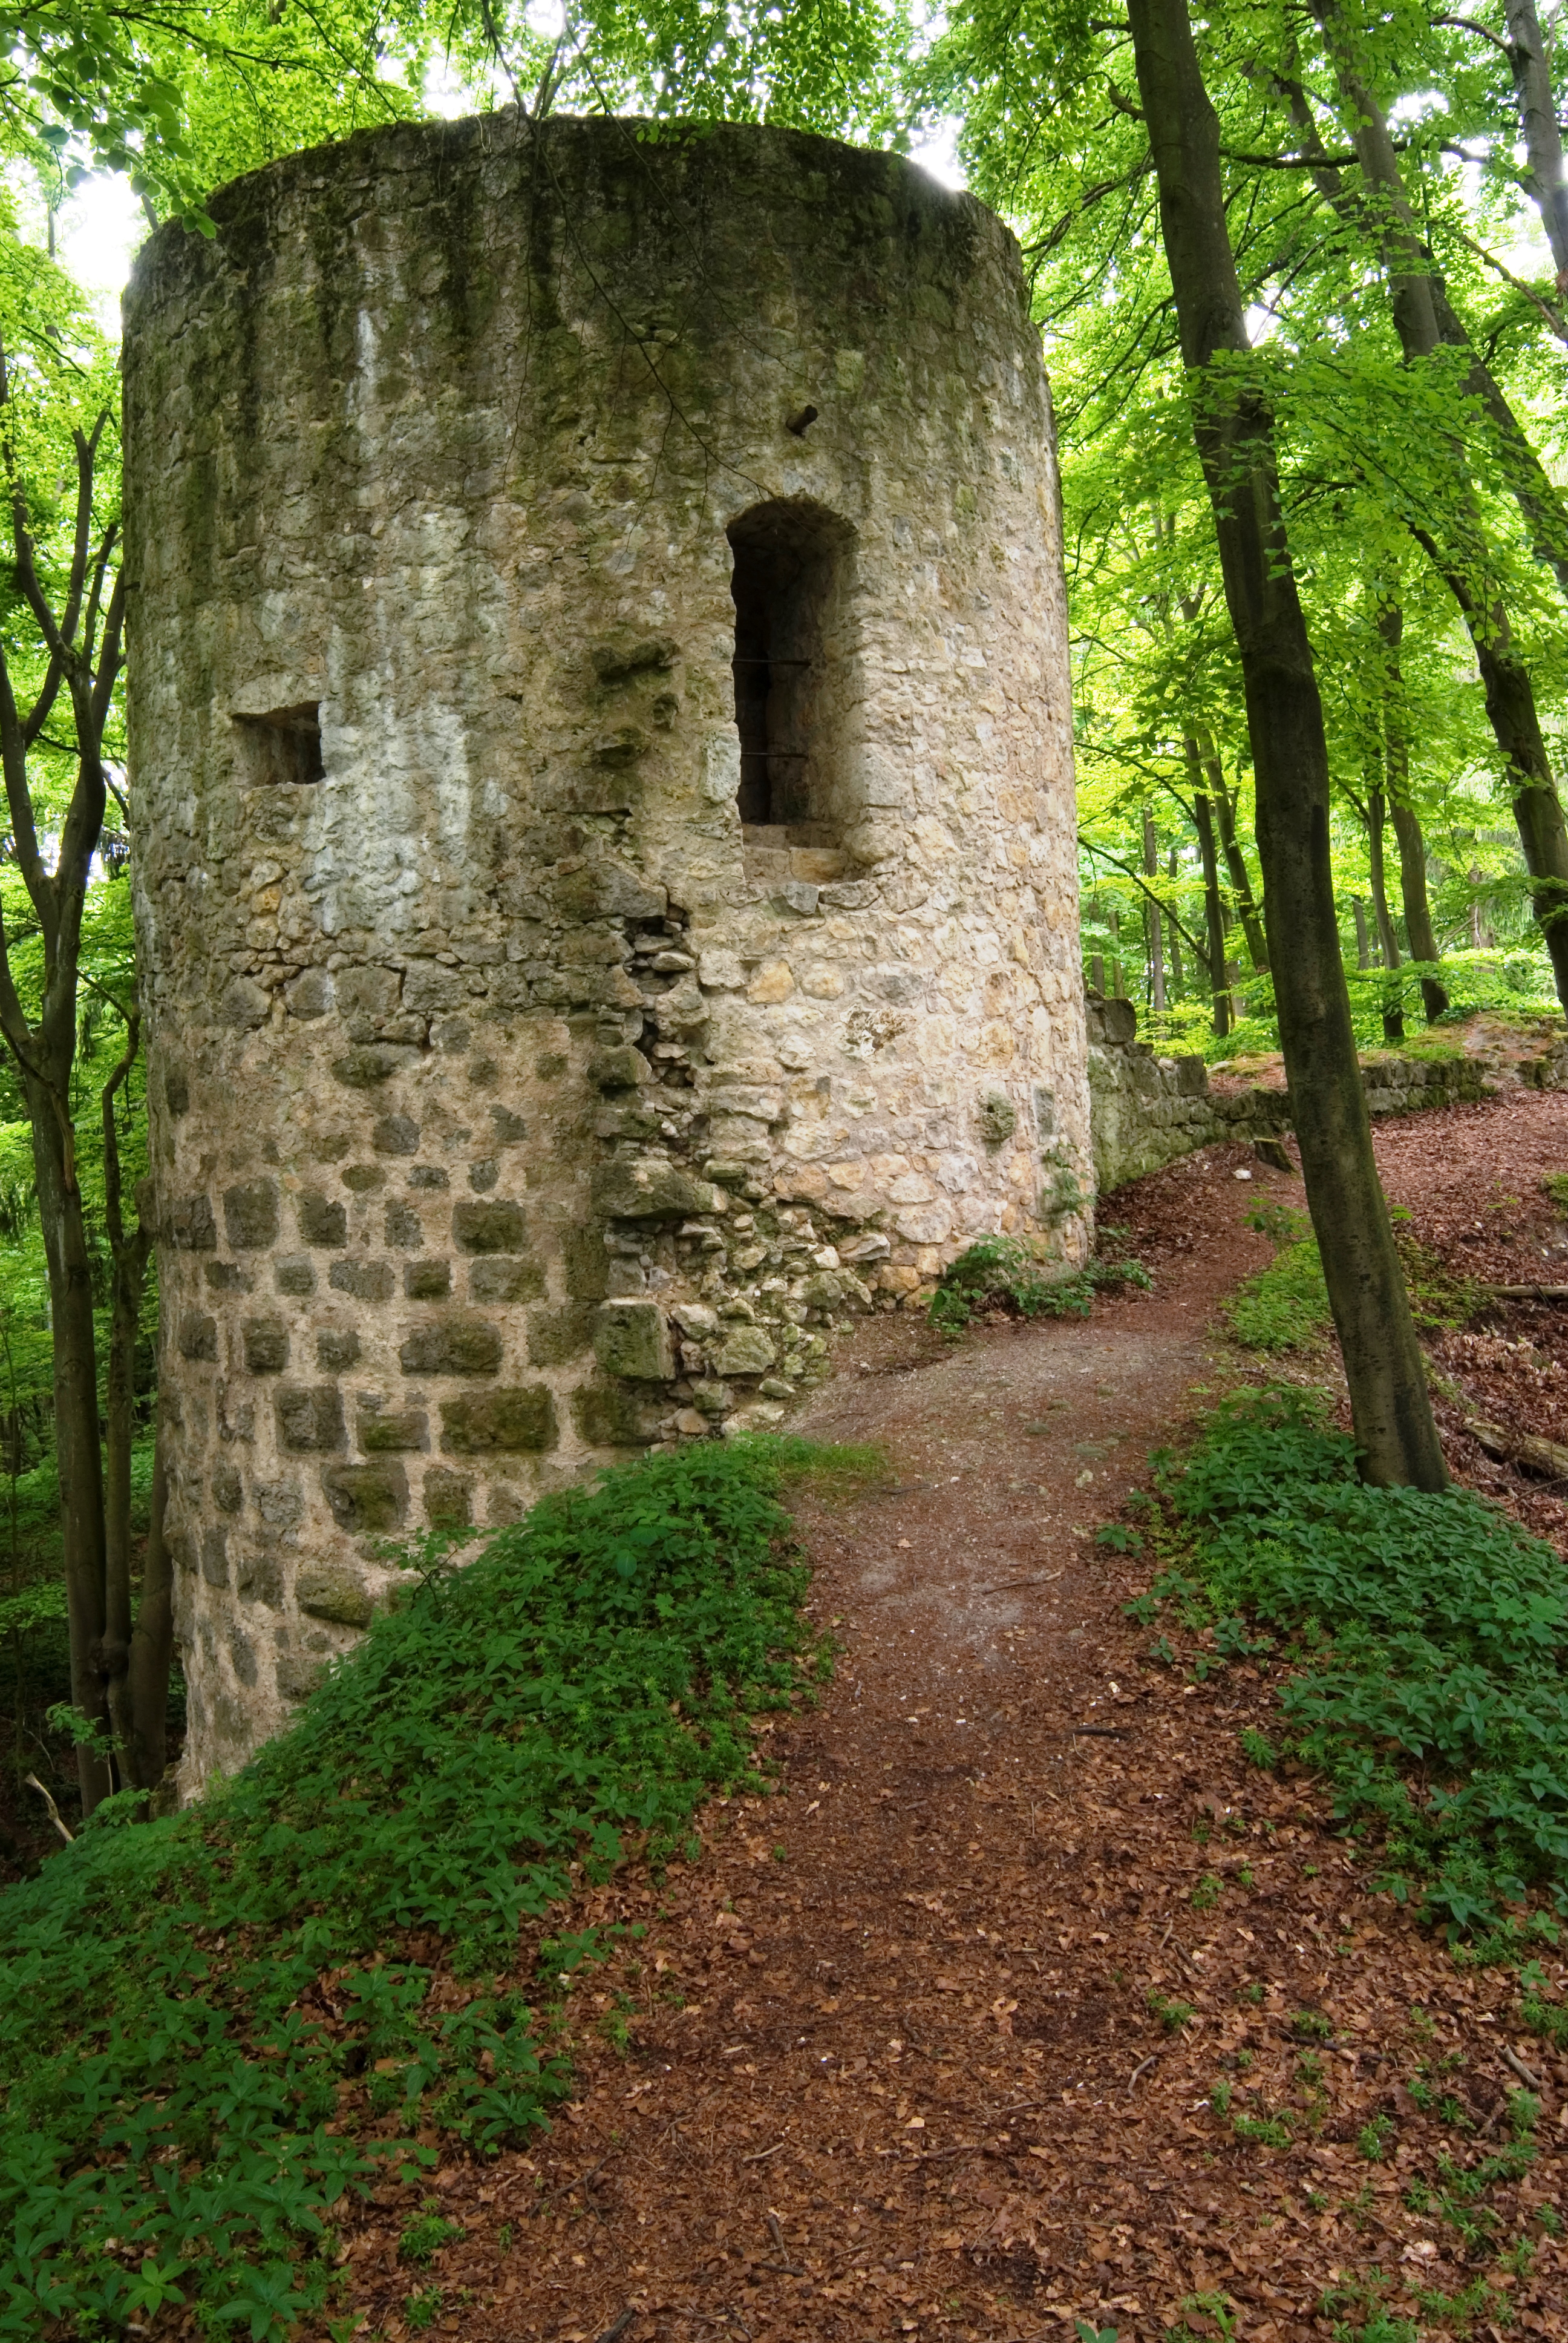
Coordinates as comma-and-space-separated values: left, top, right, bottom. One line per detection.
123, 112, 1088, 1782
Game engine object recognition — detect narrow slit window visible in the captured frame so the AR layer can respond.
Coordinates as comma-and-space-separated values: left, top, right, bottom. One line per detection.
727, 501, 853, 838
233, 703, 324, 787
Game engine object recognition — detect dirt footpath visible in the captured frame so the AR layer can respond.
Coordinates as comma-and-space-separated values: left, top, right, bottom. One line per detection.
338, 1099, 1568, 2343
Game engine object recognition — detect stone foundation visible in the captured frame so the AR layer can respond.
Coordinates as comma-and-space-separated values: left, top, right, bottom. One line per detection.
1085, 994, 1551, 1196
123, 113, 1086, 1780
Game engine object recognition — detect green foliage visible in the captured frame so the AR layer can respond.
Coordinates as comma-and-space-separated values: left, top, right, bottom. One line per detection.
1543, 1173, 1568, 1219
929, 1233, 1150, 1335
1232, 2111, 1294, 2148
1162, 1388, 1568, 1933
1222, 1239, 1331, 1353
397, 2209, 464, 2266
1148, 1991, 1194, 2033
0, 1436, 835, 2337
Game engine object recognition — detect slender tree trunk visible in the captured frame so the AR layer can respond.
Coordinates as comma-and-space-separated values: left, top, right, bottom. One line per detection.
1390, 798, 1446, 1021
1128, 0, 1445, 1488
1469, 863, 1494, 949
1503, 0, 1568, 291
1144, 808, 1166, 1011
27, 1083, 111, 1810
1367, 788, 1401, 971
1352, 896, 1372, 969
1362, 782, 1407, 1040
1310, 7, 1568, 1011
1377, 601, 1449, 1023
1166, 847, 1184, 989
1213, 782, 1269, 969
1188, 753, 1232, 1037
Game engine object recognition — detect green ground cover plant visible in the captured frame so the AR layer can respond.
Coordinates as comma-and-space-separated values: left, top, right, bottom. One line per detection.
1221, 1225, 1332, 1352
1223, 1208, 1480, 1357
1142, 1389, 1568, 1936
929, 1231, 1151, 1335
0, 1435, 848, 2339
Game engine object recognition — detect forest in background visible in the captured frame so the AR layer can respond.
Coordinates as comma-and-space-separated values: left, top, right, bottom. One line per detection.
3, 0, 1568, 1846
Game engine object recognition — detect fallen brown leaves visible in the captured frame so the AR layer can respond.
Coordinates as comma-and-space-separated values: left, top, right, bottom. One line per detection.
293, 1098, 1567, 2343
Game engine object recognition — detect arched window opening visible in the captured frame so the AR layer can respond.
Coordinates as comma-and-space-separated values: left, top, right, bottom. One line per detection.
727, 501, 855, 868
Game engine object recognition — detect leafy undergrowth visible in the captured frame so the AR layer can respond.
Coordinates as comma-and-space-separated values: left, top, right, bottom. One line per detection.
1221, 1206, 1331, 1351
1223, 1204, 1483, 1354
0, 1437, 857, 2340
929, 1230, 1151, 1335
1131, 1388, 1568, 1939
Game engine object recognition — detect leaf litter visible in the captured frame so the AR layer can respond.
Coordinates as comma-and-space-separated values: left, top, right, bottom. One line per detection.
302, 1093, 1567, 2343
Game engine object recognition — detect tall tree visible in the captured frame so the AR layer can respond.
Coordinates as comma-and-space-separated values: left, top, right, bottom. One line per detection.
1306, 2, 1568, 1008
0, 330, 163, 1814
1123, 0, 1446, 1486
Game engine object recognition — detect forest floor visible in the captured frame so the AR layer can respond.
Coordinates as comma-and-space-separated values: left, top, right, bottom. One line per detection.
322, 1088, 1568, 2343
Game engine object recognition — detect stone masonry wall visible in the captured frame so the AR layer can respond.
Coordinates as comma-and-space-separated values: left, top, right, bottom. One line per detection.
123, 114, 1085, 1783
1084, 994, 1560, 1196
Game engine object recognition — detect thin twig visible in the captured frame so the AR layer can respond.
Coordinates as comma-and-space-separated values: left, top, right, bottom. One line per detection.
739, 2140, 786, 2164
1127, 2052, 1160, 2094
981, 1571, 1064, 1593
1500, 2043, 1544, 2091
595, 2313, 636, 2343
25, 1772, 73, 1843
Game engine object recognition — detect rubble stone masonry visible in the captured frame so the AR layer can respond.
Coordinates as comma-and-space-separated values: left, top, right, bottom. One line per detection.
123, 111, 1085, 1781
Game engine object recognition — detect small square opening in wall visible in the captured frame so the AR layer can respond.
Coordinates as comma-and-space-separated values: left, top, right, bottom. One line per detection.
233, 703, 324, 786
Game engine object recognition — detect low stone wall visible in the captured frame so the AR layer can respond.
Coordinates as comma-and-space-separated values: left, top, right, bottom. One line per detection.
1083, 995, 1546, 1198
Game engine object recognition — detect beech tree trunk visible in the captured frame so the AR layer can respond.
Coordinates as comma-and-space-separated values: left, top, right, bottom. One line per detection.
1128, 0, 1446, 1489
1167, 847, 1184, 989
0, 367, 165, 1815
1143, 808, 1166, 1011
1214, 785, 1269, 970
1503, 0, 1568, 290
1352, 897, 1373, 969
1187, 750, 1232, 1037
1311, 6, 1568, 1010
1365, 787, 1405, 1042
1377, 600, 1449, 1023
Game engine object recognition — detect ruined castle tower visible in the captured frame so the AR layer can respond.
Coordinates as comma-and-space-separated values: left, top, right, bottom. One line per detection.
123, 113, 1087, 1781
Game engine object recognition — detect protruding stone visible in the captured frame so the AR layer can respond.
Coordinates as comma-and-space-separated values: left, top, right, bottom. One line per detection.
405, 1259, 452, 1300
710, 1323, 777, 1376
297, 1559, 379, 1624
179, 1311, 218, 1363
591, 1157, 727, 1220
242, 1319, 289, 1374
329, 1259, 395, 1303
470, 1256, 546, 1302
358, 1407, 429, 1452
169, 1193, 217, 1251
399, 1317, 504, 1376
424, 1468, 473, 1531
321, 1458, 410, 1533
316, 1328, 361, 1371
592, 1299, 675, 1379
452, 1199, 528, 1253
275, 1384, 347, 1453
439, 1386, 558, 1453
589, 1046, 651, 1090
297, 1191, 348, 1247
224, 1181, 279, 1250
